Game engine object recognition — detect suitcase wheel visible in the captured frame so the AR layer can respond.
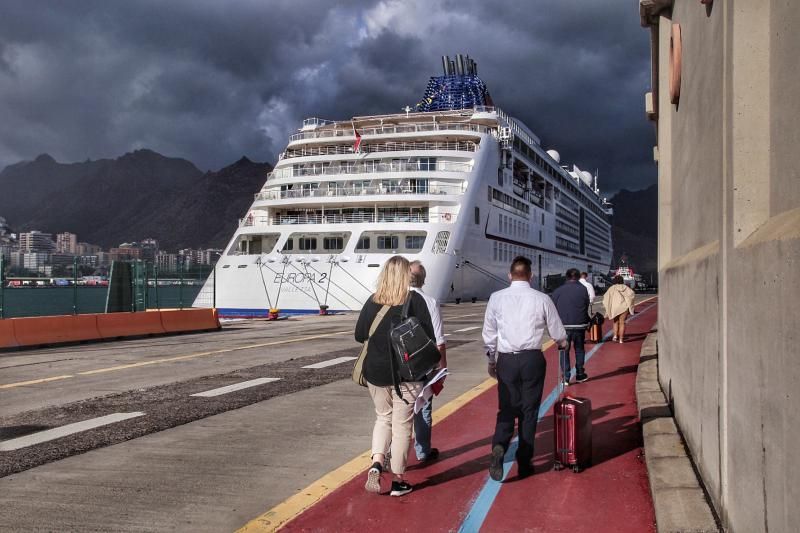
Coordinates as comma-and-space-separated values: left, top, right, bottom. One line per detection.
554, 462, 564, 471
571, 465, 581, 473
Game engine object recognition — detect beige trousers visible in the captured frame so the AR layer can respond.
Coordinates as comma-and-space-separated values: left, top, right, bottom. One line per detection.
367, 381, 424, 475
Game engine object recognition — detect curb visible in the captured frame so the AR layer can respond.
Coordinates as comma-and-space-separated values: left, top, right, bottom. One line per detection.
636, 333, 720, 533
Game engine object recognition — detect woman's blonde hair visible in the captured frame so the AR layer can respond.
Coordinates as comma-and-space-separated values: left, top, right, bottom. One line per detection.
373, 256, 411, 306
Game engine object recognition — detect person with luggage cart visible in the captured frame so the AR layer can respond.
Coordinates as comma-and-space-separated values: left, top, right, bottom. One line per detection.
482, 256, 568, 481
550, 268, 591, 386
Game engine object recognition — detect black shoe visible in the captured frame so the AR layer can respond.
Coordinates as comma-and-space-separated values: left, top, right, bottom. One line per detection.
365, 462, 382, 493
489, 444, 505, 481
420, 448, 440, 463
390, 480, 413, 496
518, 462, 533, 479
576, 373, 589, 383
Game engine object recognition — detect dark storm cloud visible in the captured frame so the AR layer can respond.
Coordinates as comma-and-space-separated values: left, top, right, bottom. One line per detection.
0, 0, 654, 193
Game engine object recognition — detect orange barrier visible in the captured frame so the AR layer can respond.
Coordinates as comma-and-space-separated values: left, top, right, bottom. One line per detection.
97, 311, 167, 339
11, 314, 101, 347
159, 308, 221, 333
0, 309, 221, 351
0, 319, 18, 349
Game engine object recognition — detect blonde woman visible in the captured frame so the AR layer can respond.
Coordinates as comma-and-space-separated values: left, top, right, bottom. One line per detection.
602, 275, 635, 343
354, 255, 434, 496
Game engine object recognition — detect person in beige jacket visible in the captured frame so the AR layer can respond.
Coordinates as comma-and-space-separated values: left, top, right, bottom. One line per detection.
602, 275, 635, 343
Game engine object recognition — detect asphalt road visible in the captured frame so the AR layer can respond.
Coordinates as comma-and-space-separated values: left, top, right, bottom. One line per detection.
0, 302, 494, 531
0, 295, 646, 531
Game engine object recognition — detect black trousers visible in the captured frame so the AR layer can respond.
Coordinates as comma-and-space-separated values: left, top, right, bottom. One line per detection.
561, 329, 586, 377
492, 349, 547, 464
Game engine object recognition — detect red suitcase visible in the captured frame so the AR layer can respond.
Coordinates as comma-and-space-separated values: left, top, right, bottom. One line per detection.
554, 352, 593, 472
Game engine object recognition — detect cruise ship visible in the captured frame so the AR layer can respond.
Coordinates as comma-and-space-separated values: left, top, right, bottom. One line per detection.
204, 55, 613, 316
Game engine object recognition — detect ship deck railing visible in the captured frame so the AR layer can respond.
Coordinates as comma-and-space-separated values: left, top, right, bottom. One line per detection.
267, 160, 472, 180
255, 184, 466, 201
289, 122, 491, 142
239, 213, 454, 227
281, 140, 478, 160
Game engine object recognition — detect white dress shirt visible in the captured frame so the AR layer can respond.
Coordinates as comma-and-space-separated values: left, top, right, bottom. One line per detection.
482, 280, 567, 362
410, 287, 446, 346
579, 278, 596, 304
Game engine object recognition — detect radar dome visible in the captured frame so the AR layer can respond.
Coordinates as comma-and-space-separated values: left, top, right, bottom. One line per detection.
580, 171, 593, 186
546, 150, 561, 163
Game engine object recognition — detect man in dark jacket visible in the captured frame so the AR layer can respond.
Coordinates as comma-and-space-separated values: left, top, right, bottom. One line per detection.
550, 268, 590, 385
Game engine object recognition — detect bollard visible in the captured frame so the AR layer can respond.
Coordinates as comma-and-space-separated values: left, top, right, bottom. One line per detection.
455, 298, 461, 304
471, 297, 477, 303
268, 308, 280, 320
319, 305, 329, 316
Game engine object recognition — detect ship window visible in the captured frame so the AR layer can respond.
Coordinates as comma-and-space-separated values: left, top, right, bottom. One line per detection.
282, 239, 294, 251
299, 238, 317, 251
378, 236, 399, 250
498, 169, 504, 186
474, 207, 480, 225
419, 157, 437, 171
356, 236, 370, 250
541, 213, 545, 225
493, 241, 498, 261
539, 230, 543, 243
323, 237, 344, 251
405, 235, 426, 251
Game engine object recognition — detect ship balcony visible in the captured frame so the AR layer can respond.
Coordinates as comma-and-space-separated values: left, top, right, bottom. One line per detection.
279, 140, 478, 161
253, 183, 466, 206
287, 122, 491, 146
239, 211, 455, 228
267, 159, 472, 181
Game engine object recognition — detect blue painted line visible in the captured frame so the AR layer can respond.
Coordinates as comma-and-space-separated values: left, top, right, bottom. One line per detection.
457, 301, 657, 533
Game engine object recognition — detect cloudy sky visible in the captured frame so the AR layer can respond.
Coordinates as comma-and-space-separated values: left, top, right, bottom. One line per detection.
0, 0, 655, 193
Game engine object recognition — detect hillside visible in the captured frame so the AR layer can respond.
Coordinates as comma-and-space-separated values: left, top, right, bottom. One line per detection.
610, 183, 658, 278
0, 150, 271, 249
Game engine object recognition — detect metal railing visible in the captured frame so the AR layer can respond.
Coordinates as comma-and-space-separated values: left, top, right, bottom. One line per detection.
281, 140, 478, 160
254, 183, 466, 201
0, 260, 215, 318
240, 212, 456, 227
289, 122, 490, 142
267, 159, 472, 180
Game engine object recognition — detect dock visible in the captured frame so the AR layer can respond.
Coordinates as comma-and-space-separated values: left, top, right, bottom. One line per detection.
0, 296, 668, 531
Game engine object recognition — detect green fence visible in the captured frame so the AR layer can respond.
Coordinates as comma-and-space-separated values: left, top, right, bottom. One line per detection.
0, 257, 215, 319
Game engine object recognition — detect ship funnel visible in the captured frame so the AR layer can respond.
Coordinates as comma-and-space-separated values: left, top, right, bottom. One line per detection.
441, 56, 449, 75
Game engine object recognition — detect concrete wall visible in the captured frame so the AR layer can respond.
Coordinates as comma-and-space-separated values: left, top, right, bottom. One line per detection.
650, 1, 800, 531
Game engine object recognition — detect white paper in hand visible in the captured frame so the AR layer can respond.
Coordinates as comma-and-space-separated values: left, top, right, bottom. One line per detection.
414, 368, 449, 414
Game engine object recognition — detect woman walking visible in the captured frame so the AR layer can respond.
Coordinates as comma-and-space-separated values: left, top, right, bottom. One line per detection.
602, 275, 635, 343
355, 256, 434, 496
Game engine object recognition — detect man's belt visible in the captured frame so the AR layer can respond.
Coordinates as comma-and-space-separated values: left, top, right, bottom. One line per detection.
498, 349, 542, 356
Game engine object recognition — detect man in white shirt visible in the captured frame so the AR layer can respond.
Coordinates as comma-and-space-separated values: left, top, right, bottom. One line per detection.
579, 272, 596, 308
409, 261, 446, 463
482, 256, 567, 481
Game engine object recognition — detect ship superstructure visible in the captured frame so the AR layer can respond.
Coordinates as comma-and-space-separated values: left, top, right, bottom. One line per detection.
203, 55, 613, 316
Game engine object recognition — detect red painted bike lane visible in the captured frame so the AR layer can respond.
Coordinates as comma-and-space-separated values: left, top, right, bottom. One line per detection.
282, 299, 658, 532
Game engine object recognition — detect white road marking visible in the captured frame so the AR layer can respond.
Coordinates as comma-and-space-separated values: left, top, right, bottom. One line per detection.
450, 313, 480, 319
0, 412, 146, 451
302, 356, 357, 369
191, 378, 281, 398
444, 333, 452, 337
453, 326, 481, 333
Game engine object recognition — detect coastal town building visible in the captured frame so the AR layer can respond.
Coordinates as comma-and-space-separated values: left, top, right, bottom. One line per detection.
76, 242, 102, 256
55, 232, 78, 254
640, 1, 799, 530
19, 231, 55, 253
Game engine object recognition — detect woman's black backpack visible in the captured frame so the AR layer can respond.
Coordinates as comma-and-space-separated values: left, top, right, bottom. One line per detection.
388, 294, 441, 402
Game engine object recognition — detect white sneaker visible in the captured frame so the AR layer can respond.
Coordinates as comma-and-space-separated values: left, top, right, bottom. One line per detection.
365, 463, 382, 493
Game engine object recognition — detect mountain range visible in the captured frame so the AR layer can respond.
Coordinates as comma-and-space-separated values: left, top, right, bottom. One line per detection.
0, 149, 656, 275
0, 150, 271, 250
